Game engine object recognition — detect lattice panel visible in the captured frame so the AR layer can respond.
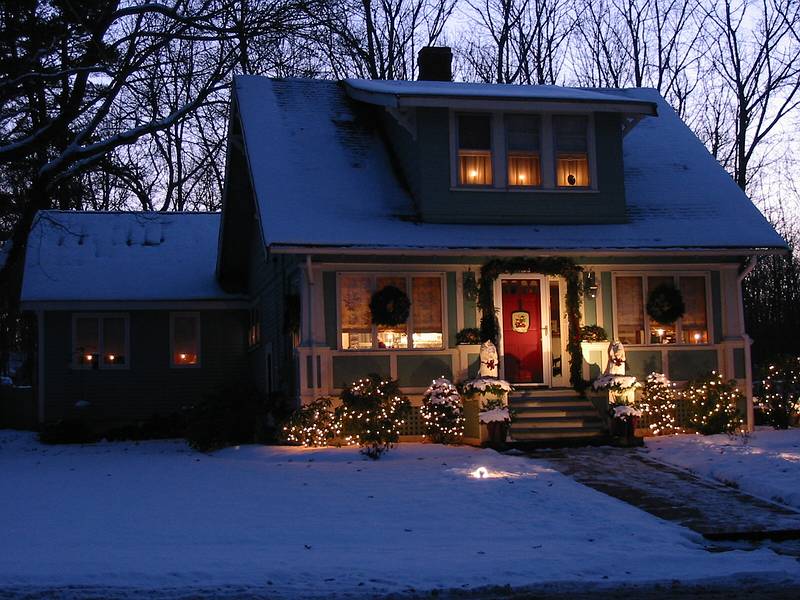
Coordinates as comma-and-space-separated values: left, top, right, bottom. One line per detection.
400, 405, 427, 437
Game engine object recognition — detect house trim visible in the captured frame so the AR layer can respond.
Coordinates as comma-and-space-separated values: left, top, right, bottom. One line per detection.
21, 300, 249, 311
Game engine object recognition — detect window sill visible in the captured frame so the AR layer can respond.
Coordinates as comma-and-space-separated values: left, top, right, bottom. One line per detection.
449, 186, 599, 194
337, 347, 448, 353
616, 343, 713, 349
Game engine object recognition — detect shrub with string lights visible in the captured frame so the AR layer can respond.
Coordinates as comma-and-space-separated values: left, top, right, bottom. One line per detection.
337, 375, 411, 459
282, 397, 342, 447
683, 371, 745, 435
421, 377, 465, 444
755, 357, 800, 429
638, 372, 679, 436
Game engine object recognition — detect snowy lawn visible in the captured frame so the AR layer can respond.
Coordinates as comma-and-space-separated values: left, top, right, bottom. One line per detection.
646, 427, 800, 510
1, 431, 798, 597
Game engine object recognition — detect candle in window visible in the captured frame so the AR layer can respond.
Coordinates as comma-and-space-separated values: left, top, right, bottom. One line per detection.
518, 174, 525, 183
108, 354, 115, 363
470, 169, 478, 179
85, 354, 93, 362
693, 332, 701, 343
179, 353, 187, 361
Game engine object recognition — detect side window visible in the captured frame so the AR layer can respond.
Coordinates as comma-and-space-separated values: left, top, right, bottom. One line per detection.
506, 114, 541, 187
73, 314, 128, 368
457, 114, 493, 186
171, 313, 201, 367
340, 275, 374, 350
553, 115, 590, 188
679, 276, 709, 344
248, 306, 261, 348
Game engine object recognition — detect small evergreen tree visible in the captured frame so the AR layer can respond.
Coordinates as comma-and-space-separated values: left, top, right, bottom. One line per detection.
282, 397, 341, 446
683, 372, 745, 435
638, 372, 679, 435
420, 377, 465, 444
338, 375, 411, 459
755, 357, 800, 429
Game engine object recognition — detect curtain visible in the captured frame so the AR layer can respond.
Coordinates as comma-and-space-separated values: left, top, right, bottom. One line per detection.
508, 154, 541, 186
680, 276, 708, 342
615, 276, 644, 344
412, 277, 442, 333
340, 275, 372, 333
459, 151, 493, 185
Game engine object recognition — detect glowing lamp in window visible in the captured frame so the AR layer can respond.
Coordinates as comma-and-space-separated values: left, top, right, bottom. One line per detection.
556, 155, 589, 187
459, 151, 492, 186
172, 314, 200, 366
175, 352, 198, 365
508, 154, 541, 187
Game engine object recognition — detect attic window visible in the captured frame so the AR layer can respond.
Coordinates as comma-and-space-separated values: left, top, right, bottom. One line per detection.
457, 114, 492, 186
554, 115, 590, 187
506, 114, 541, 187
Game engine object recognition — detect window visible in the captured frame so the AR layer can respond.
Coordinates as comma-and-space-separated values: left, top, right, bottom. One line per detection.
73, 314, 128, 368
171, 313, 200, 366
614, 274, 709, 346
339, 273, 444, 350
457, 114, 492, 186
248, 307, 261, 348
506, 114, 541, 187
554, 115, 590, 187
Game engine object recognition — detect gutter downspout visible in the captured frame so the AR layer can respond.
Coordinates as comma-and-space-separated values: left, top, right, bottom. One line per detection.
306, 255, 318, 401
737, 256, 757, 431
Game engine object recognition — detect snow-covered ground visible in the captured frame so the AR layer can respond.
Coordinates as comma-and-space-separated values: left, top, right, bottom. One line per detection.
646, 427, 800, 510
0, 430, 798, 597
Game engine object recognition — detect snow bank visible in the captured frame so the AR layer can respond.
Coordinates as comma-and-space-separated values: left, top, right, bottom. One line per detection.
0, 430, 796, 596
646, 428, 800, 509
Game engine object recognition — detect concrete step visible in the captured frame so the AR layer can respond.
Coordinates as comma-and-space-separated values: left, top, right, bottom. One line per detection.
512, 408, 600, 418
511, 417, 604, 429
509, 398, 591, 408
510, 427, 606, 440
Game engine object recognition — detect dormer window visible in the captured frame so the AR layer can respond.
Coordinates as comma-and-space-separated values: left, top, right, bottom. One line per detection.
457, 114, 492, 186
506, 114, 541, 187
554, 115, 590, 187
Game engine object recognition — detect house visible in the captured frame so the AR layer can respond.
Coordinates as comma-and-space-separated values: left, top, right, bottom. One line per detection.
20, 48, 786, 441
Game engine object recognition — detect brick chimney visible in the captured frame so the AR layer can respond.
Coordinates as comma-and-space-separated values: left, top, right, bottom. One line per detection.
417, 47, 452, 82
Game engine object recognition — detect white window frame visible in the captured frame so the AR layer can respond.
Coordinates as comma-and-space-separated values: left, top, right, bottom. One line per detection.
71, 313, 130, 370
170, 312, 202, 368
336, 272, 448, 352
450, 110, 598, 192
610, 272, 713, 347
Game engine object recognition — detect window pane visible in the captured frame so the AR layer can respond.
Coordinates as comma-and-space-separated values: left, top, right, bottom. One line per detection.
412, 277, 443, 349
75, 317, 99, 366
506, 115, 540, 152
647, 276, 677, 344
458, 115, 491, 149
615, 277, 645, 344
680, 277, 708, 344
459, 151, 492, 185
173, 315, 199, 365
340, 275, 373, 350
508, 154, 541, 186
376, 276, 408, 349
554, 116, 589, 187
549, 282, 562, 377
103, 317, 126, 365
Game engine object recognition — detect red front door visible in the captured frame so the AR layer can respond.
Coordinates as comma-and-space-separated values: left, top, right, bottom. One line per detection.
501, 279, 544, 384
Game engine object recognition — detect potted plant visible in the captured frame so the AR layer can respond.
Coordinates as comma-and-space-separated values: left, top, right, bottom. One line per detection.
592, 374, 643, 446
479, 397, 511, 445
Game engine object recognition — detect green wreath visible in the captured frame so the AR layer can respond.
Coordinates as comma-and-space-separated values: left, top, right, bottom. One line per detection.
370, 285, 411, 326
646, 283, 686, 325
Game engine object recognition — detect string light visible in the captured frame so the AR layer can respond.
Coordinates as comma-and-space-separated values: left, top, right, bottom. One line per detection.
638, 372, 680, 436
420, 377, 465, 444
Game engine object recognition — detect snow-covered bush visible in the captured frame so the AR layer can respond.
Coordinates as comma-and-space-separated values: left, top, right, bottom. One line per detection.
337, 375, 411, 459
282, 397, 341, 447
461, 377, 513, 399
638, 372, 679, 435
683, 372, 745, 435
592, 375, 639, 393
612, 405, 642, 420
755, 357, 800, 429
420, 378, 465, 444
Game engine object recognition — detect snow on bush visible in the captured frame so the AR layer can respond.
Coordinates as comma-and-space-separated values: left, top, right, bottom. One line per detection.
420, 377, 465, 444
592, 374, 640, 393
613, 405, 643, 419
461, 377, 513, 399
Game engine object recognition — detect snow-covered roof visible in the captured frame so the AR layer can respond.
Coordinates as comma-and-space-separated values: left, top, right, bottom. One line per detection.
21, 211, 241, 303
344, 79, 657, 113
233, 76, 786, 252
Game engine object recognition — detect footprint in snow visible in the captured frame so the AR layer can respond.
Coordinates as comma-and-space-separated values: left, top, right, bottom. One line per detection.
304, 544, 312, 549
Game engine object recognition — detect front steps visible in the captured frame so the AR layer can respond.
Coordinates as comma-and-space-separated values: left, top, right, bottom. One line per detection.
509, 390, 608, 443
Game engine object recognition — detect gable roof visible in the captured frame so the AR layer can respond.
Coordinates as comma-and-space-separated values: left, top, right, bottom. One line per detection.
21, 211, 242, 303
233, 76, 786, 253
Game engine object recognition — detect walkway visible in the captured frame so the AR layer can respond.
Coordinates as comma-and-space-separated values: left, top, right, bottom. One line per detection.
529, 446, 800, 553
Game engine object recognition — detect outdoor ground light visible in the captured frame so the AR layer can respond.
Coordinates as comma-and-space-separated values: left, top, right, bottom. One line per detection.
472, 466, 489, 479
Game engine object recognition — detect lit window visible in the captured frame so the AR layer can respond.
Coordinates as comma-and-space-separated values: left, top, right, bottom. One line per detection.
615, 277, 645, 345
614, 274, 710, 346
73, 315, 128, 368
506, 115, 541, 187
411, 277, 443, 348
248, 307, 261, 348
554, 115, 590, 187
679, 276, 708, 344
648, 276, 677, 344
339, 274, 444, 350
172, 313, 200, 366
458, 114, 492, 186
